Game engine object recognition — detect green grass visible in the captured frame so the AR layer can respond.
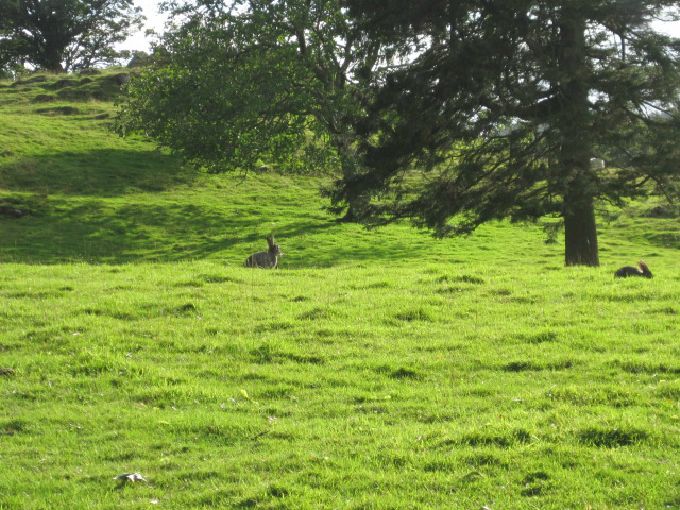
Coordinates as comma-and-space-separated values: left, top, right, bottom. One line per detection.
1, 71, 679, 509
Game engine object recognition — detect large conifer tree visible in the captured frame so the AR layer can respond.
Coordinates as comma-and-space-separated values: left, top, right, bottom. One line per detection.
333, 1, 680, 266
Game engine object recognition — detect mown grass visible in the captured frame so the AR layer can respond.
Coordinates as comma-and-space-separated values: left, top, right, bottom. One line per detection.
1, 71, 679, 509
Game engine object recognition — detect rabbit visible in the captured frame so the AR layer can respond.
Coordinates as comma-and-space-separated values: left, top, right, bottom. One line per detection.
244, 235, 283, 268
614, 260, 652, 278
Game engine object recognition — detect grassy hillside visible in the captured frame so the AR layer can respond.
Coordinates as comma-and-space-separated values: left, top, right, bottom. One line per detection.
0, 71, 678, 510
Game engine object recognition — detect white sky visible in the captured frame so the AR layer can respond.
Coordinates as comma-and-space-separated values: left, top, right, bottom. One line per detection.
118, 1, 680, 53
117, 0, 169, 52
653, 18, 680, 38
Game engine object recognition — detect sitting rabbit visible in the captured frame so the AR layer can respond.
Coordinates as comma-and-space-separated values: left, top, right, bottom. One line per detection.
244, 235, 283, 268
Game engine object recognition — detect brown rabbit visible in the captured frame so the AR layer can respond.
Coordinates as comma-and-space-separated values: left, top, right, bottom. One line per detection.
244, 235, 283, 268
614, 260, 652, 278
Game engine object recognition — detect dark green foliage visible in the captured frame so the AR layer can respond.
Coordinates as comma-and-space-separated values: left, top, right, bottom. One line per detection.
334, 1, 680, 266
117, 0, 383, 210
125, 50, 154, 68
0, 0, 143, 72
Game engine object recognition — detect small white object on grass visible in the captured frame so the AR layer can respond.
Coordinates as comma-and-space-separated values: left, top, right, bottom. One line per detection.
115, 472, 148, 483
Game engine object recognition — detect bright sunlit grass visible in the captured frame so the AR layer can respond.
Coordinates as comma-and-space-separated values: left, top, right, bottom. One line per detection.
0, 71, 678, 510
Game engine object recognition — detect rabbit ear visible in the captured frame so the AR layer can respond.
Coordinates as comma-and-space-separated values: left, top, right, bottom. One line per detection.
266, 235, 274, 247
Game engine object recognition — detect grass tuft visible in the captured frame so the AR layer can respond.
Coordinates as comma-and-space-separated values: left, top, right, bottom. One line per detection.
1, 420, 28, 436
389, 367, 421, 380
577, 427, 649, 447
394, 307, 434, 322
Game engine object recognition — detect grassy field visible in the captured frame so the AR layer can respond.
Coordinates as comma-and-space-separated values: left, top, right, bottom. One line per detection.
1, 71, 679, 509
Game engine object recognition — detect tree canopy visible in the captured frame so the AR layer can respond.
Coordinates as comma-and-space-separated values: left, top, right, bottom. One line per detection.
118, 0, 384, 208
0, 0, 143, 72
117, 0, 680, 265
331, 0, 680, 266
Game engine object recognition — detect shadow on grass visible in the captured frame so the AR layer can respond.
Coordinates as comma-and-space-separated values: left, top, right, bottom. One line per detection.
0, 150, 193, 196
0, 195, 456, 266
0, 198, 345, 265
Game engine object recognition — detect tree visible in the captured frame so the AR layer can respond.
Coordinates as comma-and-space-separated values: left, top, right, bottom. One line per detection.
0, 0, 143, 72
117, 0, 385, 219
331, 1, 680, 266
126, 50, 153, 68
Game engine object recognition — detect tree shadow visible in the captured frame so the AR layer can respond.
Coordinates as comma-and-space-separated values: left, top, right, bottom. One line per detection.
0, 150, 194, 196
0, 198, 345, 265
0, 195, 466, 267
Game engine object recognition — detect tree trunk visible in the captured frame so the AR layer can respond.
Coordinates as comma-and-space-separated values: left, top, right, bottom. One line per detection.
38, 45, 65, 73
330, 129, 362, 223
39, 25, 68, 73
558, 5, 600, 267
43, 47, 65, 73
563, 190, 599, 266
337, 207, 357, 223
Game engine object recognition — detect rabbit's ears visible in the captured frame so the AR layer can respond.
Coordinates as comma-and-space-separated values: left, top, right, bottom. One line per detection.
266, 235, 276, 247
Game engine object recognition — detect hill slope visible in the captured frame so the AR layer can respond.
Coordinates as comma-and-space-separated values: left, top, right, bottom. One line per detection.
1, 71, 678, 267
0, 71, 678, 510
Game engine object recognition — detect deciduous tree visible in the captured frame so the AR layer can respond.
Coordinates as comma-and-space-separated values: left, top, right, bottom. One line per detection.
117, 0, 385, 219
0, 0, 143, 72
